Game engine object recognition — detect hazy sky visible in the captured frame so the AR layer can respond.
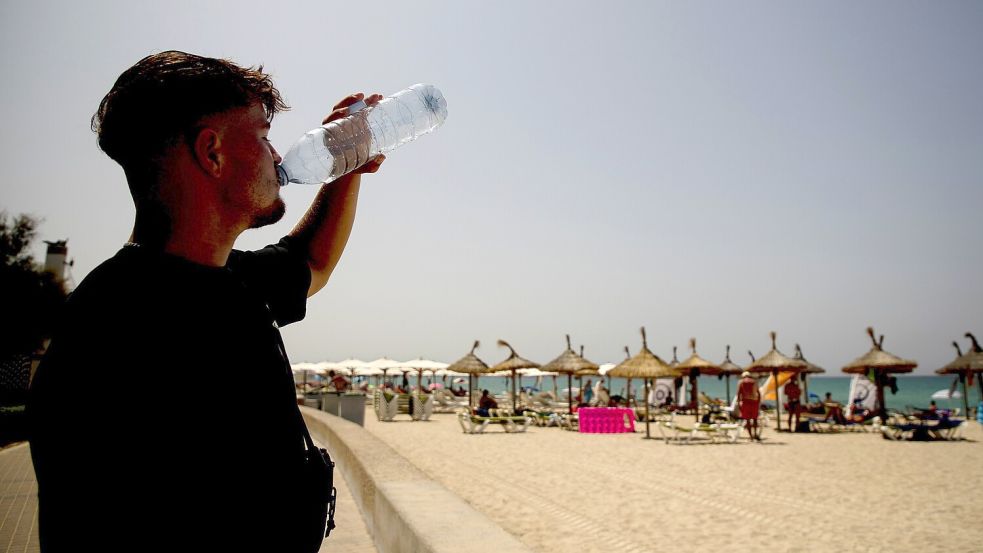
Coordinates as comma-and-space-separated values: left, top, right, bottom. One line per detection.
2, 1, 981, 374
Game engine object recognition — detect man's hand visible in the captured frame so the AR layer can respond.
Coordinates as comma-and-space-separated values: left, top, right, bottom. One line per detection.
323, 92, 386, 176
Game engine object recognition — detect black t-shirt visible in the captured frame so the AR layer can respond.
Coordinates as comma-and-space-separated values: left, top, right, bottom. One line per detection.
28, 238, 316, 552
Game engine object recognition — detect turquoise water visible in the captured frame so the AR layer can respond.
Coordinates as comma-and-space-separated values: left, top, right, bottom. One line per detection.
456, 375, 981, 412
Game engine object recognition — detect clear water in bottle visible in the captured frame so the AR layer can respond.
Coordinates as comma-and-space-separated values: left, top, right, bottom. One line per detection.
278, 84, 447, 186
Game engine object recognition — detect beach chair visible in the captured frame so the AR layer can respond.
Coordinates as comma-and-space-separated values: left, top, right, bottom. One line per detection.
456, 410, 533, 434
931, 418, 965, 440
560, 413, 579, 431
658, 413, 740, 444
432, 389, 467, 413
881, 417, 964, 441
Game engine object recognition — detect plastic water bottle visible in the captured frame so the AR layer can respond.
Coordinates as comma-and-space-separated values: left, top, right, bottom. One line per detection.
277, 83, 447, 186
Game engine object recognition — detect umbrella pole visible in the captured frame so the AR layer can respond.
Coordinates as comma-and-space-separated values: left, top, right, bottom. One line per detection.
726, 375, 731, 403
627, 378, 632, 409
693, 376, 700, 423
962, 374, 969, 419
553, 375, 558, 399
568, 373, 573, 414
512, 370, 516, 414
773, 369, 782, 432
875, 371, 887, 421
802, 374, 809, 407
644, 379, 652, 439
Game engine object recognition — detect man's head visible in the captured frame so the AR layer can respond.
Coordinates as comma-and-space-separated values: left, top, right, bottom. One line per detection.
92, 51, 289, 233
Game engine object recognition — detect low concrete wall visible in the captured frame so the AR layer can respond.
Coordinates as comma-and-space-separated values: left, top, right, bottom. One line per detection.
302, 407, 533, 553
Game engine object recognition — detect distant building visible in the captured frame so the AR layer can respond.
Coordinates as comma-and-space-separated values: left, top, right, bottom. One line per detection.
43, 239, 73, 290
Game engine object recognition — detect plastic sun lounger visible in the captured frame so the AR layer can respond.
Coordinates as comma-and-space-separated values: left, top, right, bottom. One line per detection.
658, 414, 741, 444
523, 410, 563, 427
881, 418, 965, 441
457, 412, 533, 434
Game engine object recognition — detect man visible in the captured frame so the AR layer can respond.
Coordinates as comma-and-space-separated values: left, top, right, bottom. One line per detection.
784, 376, 802, 431
823, 392, 846, 424
28, 51, 385, 552
737, 371, 761, 441
477, 389, 498, 416
328, 370, 350, 392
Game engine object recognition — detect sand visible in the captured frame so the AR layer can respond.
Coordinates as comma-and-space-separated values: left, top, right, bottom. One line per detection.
361, 411, 982, 553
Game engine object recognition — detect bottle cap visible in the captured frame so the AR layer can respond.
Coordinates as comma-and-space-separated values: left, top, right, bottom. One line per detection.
346, 99, 367, 114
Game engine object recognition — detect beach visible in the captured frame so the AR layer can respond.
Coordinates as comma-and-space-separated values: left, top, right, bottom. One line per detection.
360, 410, 982, 553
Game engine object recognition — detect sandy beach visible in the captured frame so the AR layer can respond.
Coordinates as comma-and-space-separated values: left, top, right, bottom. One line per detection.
361, 410, 982, 553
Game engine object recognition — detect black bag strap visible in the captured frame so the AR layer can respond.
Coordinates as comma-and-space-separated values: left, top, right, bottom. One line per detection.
272, 315, 338, 538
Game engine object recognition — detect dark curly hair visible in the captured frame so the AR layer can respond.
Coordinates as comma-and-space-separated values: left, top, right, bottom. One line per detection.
92, 50, 289, 198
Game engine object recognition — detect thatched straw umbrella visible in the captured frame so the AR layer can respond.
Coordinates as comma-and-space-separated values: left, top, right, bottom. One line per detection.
936, 333, 983, 416
842, 327, 917, 421
745, 332, 807, 432
606, 327, 676, 439
541, 335, 598, 414
445, 341, 491, 409
718, 345, 743, 401
491, 340, 541, 412
574, 345, 600, 403
675, 338, 723, 421
792, 344, 825, 405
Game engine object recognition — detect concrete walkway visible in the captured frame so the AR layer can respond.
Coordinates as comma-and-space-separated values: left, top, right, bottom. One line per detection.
0, 441, 376, 553
0, 444, 38, 553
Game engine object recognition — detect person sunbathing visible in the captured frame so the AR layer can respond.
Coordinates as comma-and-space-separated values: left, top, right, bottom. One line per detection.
823, 393, 847, 424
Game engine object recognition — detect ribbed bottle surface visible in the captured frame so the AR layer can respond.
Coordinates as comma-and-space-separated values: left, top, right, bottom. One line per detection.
278, 84, 447, 185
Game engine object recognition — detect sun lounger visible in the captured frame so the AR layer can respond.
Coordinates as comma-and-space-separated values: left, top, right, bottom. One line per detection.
457, 411, 533, 434
882, 417, 965, 441
432, 389, 469, 413
658, 413, 741, 444
523, 409, 563, 427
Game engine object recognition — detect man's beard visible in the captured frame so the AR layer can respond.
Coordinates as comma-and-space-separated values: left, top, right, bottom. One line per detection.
250, 197, 286, 229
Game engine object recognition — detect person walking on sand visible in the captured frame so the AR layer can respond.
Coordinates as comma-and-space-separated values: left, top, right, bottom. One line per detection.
28, 51, 387, 552
737, 371, 762, 441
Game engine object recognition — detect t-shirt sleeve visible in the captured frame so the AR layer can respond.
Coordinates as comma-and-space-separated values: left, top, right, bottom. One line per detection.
228, 236, 312, 327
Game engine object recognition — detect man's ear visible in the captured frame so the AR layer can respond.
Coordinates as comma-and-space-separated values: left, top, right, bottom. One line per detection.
192, 127, 223, 178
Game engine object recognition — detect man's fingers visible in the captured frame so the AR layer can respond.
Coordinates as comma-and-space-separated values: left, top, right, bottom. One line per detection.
322, 93, 367, 124
355, 155, 385, 174
333, 93, 365, 111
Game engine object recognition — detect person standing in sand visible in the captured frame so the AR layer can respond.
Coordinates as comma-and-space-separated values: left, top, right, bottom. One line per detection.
737, 371, 761, 441
28, 51, 386, 552
784, 376, 802, 431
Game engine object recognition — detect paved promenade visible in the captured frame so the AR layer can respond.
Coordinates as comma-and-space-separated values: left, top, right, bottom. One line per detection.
0, 441, 376, 553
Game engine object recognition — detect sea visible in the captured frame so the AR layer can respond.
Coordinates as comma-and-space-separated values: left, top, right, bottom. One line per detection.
450, 375, 980, 413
